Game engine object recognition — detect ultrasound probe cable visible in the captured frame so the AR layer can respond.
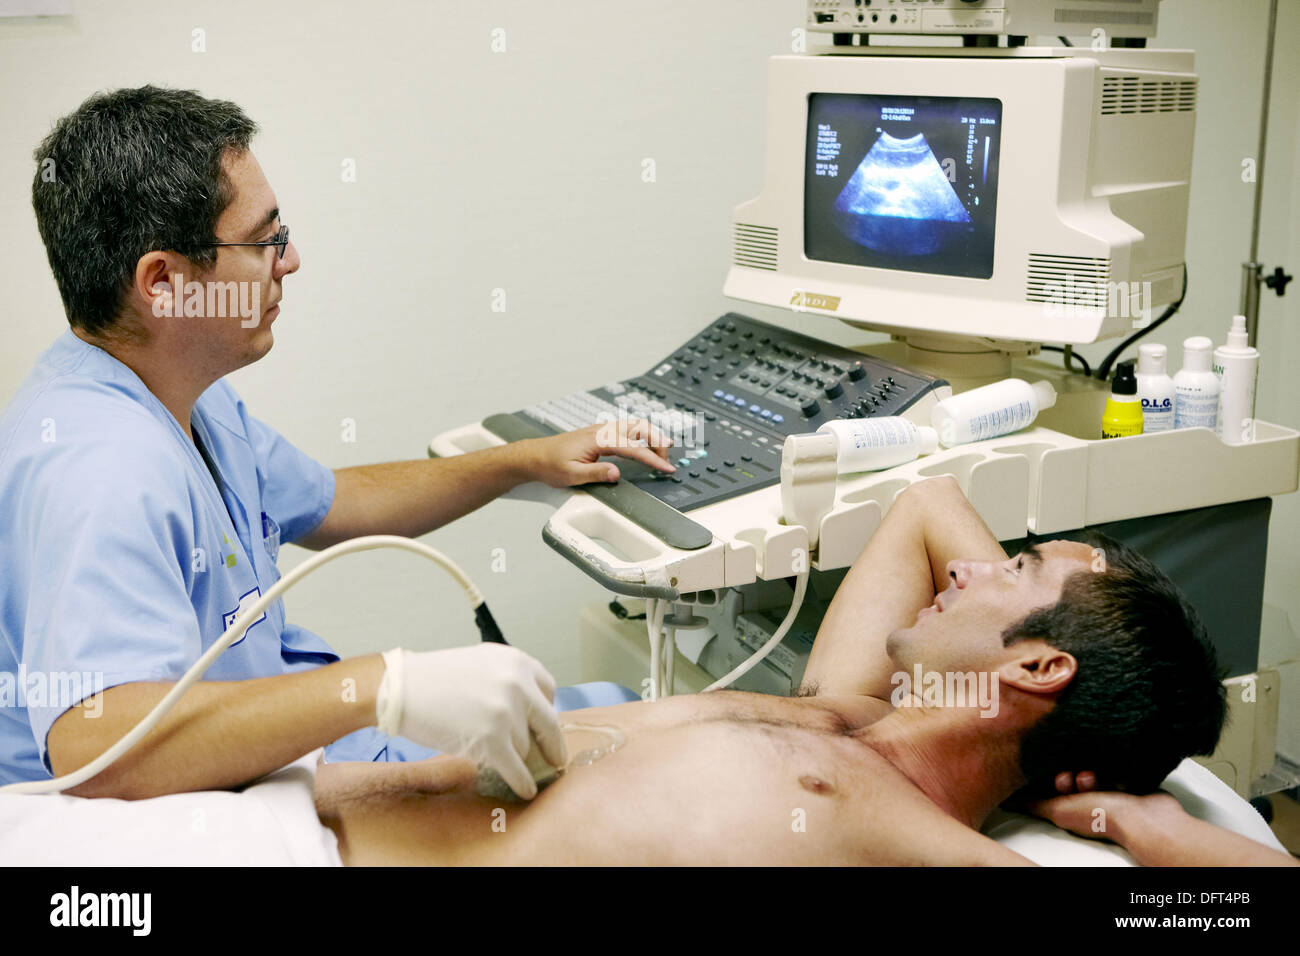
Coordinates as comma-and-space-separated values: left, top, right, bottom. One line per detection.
641, 569, 810, 700
701, 570, 809, 694
0, 535, 502, 795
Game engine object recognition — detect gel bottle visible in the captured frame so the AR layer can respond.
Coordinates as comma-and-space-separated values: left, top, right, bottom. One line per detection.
1213, 315, 1260, 445
1173, 336, 1219, 431
817, 416, 939, 472
1101, 360, 1144, 439
1135, 343, 1175, 433
930, 379, 1057, 447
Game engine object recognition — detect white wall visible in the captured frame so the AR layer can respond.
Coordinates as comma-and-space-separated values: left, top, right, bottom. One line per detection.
0, 0, 821, 685
1, 3, 1297, 725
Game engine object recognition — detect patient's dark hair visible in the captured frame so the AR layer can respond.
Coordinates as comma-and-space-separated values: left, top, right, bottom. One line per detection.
31, 85, 257, 337
1003, 532, 1226, 795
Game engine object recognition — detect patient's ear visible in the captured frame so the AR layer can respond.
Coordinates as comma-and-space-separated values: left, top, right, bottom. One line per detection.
997, 640, 1075, 696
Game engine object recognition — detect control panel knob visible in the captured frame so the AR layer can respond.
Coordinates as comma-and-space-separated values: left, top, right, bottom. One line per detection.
847, 364, 866, 382
801, 398, 820, 418
824, 382, 843, 399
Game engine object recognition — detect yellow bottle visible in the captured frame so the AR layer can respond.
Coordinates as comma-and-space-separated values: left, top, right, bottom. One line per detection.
1101, 359, 1144, 439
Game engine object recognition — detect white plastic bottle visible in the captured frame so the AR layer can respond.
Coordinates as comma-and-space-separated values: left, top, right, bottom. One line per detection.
817, 416, 939, 472
1135, 343, 1175, 433
930, 379, 1057, 448
1173, 336, 1218, 430
1213, 315, 1260, 445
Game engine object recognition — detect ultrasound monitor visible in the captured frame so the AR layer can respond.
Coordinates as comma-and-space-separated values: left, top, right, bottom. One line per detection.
725, 48, 1196, 348
805, 93, 1002, 280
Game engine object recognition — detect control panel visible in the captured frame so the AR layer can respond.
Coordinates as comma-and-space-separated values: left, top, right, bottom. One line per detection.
490, 313, 946, 514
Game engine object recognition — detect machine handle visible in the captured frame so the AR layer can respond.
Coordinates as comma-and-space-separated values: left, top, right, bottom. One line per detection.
540, 491, 706, 599
542, 523, 681, 600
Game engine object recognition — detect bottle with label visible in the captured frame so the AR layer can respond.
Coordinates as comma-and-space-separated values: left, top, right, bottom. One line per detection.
1213, 315, 1260, 445
817, 416, 939, 472
1101, 360, 1144, 439
930, 378, 1057, 448
1135, 343, 1175, 433
1173, 336, 1218, 431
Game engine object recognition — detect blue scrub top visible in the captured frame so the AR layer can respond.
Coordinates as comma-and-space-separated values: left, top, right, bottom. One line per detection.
0, 332, 430, 784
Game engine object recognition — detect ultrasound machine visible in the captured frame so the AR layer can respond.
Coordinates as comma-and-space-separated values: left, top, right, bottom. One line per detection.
431, 0, 1299, 800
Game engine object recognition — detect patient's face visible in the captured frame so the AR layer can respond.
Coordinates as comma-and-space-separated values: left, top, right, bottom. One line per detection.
887, 540, 1095, 679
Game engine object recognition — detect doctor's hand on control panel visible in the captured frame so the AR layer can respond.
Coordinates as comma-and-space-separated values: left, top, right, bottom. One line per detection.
521, 418, 676, 488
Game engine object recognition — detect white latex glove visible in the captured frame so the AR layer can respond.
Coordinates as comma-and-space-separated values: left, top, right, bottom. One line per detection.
375, 644, 567, 799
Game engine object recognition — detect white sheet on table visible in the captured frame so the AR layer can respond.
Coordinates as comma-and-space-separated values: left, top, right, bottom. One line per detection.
0, 753, 1283, 867
0, 750, 341, 867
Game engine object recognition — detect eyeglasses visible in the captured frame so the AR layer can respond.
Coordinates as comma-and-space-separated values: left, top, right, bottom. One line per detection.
205, 223, 290, 259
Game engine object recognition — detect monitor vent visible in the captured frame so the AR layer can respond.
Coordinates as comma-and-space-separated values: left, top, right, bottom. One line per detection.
1056, 9, 1154, 27
1100, 75, 1196, 115
1025, 254, 1112, 308
733, 223, 779, 271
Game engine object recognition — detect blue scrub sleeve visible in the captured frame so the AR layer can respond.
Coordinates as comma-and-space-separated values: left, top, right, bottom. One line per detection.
234, 397, 335, 545
19, 437, 204, 771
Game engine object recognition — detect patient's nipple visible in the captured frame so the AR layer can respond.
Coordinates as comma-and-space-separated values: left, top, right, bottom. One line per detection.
799, 774, 835, 796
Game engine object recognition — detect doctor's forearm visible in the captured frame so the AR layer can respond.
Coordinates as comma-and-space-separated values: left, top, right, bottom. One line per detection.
302, 442, 538, 547
46, 654, 385, 800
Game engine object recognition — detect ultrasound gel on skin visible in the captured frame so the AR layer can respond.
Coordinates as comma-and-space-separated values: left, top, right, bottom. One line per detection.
930, 379, 1057, 448
475, 724, 626, 802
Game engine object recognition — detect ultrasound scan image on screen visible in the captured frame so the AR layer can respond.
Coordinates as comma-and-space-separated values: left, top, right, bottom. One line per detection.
805, 93, 1002, 279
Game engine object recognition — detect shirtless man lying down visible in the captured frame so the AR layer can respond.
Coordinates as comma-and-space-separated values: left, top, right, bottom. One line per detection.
314, 476, 1291, 866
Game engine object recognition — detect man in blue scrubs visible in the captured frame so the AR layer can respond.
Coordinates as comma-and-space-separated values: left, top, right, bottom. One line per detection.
0, 86, 674, 800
